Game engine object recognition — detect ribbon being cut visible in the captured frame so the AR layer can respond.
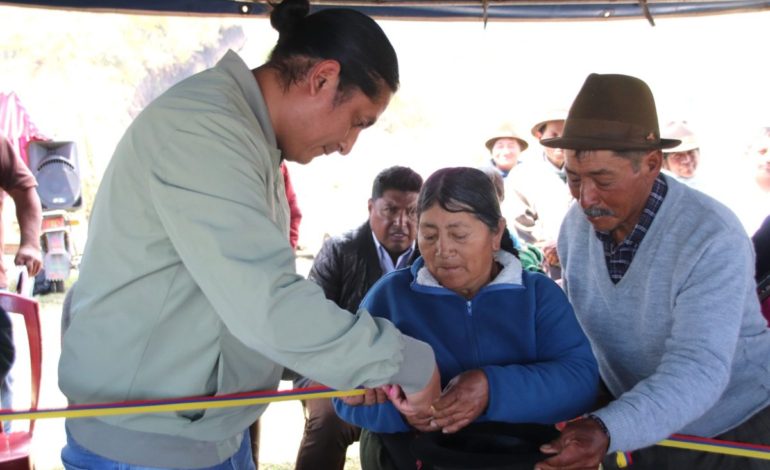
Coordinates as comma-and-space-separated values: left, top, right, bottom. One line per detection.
1, 385, 769, 467
0, 385, 360, 421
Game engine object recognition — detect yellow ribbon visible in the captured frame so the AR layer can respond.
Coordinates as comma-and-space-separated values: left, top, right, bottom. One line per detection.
0, 387, 364, 421
4, 388, 770, 465
615, 435, 770, 467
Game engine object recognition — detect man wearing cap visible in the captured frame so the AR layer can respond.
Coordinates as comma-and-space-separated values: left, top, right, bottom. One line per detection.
661, 120, 702, 185
497, 112, 572, 279
535, 74, 770, 470
504, 110, 573, 278
531, 109, 569, 180
484, 123, 559, 256
484, 124, 528, 178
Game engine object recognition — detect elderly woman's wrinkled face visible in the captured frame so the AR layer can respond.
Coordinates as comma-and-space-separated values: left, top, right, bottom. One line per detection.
418, 204, 503, 299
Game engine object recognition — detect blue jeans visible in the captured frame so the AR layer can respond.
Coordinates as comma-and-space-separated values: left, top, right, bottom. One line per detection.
1, 372, 13, 433
61, 429, 256, 470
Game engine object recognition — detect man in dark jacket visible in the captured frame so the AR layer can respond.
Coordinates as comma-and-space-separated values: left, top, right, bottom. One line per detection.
294, 165, 423, 470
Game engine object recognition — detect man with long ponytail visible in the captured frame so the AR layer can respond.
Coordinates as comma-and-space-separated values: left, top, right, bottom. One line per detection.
58, 2, 440, 468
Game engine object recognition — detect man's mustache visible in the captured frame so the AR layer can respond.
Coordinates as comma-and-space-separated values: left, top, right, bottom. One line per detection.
584, 206, 614, 218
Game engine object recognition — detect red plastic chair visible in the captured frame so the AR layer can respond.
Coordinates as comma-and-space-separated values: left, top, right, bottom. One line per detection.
0, 292, 42, 470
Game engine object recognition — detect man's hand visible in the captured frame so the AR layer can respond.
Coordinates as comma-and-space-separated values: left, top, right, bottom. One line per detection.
384, 364, 440, 418
430, 369, 488, 433
535, 417, 609, 470
541, 241, 560, 268
339, 387, 387, 406
15, 244, 42, 278
7, 186, 43, 279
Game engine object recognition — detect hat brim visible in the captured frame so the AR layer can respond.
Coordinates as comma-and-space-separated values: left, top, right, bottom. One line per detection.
485, 137, 529, 153
530, 119, 565, 139
410, 422, 558, 469
664, 141, 699, 153
541, 136, 681, 151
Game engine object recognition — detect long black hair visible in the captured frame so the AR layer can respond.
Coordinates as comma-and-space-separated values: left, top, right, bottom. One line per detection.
418, 167, 518, 256
268, 0, 399, 100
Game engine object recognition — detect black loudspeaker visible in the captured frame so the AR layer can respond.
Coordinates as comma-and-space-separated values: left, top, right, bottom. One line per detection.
27, 141, 82, 210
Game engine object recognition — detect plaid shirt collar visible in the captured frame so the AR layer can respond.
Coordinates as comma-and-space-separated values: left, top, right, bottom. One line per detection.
595, 174, 668, 283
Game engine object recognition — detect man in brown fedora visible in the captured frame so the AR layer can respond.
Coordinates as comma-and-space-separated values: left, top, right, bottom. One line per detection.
535, 73, 770, 470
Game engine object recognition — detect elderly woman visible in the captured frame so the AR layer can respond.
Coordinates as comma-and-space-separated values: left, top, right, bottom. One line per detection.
335, 167, 598, 469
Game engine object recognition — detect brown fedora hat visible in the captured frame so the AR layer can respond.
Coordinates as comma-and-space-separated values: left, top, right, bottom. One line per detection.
541, 73, 681, 151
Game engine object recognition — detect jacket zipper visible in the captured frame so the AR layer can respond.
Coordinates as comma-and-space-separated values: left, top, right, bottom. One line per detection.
466, 300, 481, 367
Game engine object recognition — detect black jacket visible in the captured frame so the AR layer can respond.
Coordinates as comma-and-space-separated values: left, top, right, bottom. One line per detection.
309, 221, 418, 314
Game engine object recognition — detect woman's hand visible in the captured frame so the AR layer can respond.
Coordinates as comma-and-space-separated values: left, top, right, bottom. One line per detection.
404, 409, 437, 432
430, 369, 489, 433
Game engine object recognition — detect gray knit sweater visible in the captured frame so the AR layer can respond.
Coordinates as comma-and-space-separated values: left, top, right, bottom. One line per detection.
559, 174, 770, 453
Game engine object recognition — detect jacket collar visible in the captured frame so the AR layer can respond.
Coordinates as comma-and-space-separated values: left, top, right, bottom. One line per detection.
217, 50, 281, 165
412, 250, 523, 290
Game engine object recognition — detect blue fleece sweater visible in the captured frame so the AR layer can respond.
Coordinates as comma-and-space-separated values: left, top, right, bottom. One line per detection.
335, 251, 599, 433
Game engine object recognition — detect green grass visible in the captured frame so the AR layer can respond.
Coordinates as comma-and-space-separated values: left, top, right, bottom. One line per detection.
261, 458, 361, 470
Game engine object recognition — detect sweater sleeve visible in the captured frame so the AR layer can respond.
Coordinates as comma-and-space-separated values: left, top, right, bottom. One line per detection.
333, 397, 411, 433
333, 277, 414, 433
594, 230, 754, 453
481, 275, 599, 424
146, 124, 435, 394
